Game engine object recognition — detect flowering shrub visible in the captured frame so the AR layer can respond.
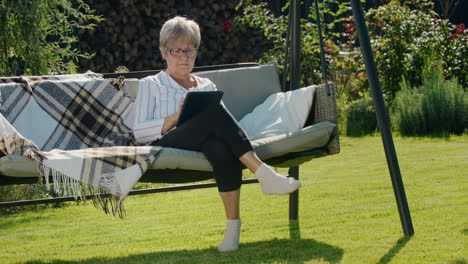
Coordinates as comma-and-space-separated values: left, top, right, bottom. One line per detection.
329, 15, 368, 102
235, 3, 321, 87
222, 21, 233, 31
235, 1, 350, 88
366, 1, 468, 97
235, 0, 467, 136
442, 23, 468, 87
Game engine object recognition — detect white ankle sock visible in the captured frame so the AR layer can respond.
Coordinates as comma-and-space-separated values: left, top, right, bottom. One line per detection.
217, 218, 241, 252
255, 164, 301, 195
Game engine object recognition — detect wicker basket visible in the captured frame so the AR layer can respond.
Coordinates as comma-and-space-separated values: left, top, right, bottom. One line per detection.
312, 82, 340, 155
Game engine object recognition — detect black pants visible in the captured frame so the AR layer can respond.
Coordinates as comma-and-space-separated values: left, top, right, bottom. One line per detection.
152, 104, 253, 192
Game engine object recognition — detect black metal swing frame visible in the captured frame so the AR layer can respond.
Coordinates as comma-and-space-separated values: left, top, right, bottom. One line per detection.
0, 0, 414, 237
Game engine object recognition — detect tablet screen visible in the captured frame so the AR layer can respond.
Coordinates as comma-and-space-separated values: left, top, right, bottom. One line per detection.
176, 91, 224, 127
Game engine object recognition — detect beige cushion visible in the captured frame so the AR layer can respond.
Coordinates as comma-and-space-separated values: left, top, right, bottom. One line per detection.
122, 63, 283, 121
195, 63, 282, 120
240, 85, 316, 140
252, 121, 336, 160
0, 155, 37, 177
0, 63, 337, 180
0, 121, 335, 177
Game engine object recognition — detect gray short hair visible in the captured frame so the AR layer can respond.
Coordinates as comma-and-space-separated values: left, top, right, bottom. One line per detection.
159, 16, 201, 49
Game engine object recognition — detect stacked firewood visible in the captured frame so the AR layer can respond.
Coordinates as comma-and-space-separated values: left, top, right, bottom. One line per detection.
78, 0, 272, 73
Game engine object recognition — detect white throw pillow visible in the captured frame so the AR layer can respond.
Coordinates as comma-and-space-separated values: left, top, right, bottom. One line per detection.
239, 85, 316, 140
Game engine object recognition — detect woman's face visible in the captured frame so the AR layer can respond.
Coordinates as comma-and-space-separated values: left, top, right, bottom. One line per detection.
160, 38, 197, 76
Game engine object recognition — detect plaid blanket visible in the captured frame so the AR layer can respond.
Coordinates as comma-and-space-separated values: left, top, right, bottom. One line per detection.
0, 113, 40, 159
0, 73, 161, 217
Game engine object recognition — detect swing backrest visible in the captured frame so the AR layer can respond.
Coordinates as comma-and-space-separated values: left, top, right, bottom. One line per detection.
194, 62, 282, 120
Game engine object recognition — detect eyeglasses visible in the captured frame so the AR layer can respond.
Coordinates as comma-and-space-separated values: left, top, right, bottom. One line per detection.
166, 47, 197, 58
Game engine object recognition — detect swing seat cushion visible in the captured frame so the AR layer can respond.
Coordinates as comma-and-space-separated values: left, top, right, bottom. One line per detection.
0, 63, 339, 183
0, 120, 335, 177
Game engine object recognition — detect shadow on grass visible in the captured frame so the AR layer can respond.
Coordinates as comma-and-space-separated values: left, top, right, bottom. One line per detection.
449, 258, 467, 264
0, 215, 48, 230
24, 238, 344, 264
398, 131, 453, 139
462, 228, 468, 235
289, 219, 301, 240
377, 236, 411, 264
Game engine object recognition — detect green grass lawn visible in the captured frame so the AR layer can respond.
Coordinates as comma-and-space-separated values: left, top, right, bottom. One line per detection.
1, 135, 466, 264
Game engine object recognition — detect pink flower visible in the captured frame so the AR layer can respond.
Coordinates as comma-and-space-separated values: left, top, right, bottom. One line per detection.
343, 22, 353, 29
447, 35, 458, 40
222, 21, 233, 31
433, 17, 439, 21
455, 24, 465, 35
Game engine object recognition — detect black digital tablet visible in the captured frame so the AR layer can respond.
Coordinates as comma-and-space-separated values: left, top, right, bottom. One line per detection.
176, 91, 224, 127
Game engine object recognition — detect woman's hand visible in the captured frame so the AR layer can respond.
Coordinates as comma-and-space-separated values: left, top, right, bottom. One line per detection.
161, 98, 185, 135
175, 98, 185, 118
24, 148, 48, 161
33, 149, 48, 160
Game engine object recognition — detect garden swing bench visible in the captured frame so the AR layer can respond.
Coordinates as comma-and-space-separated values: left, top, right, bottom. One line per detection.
0, 0, 413, 237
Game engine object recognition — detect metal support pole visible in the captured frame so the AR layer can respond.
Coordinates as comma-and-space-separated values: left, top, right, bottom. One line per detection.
290, 0, 301, 91
184, 0, 191, 16
289, 166, 299, 220
288, 0, 301, 221
350, 0, 414, 237
0, 179, 260, 207
313, 0, 331, 95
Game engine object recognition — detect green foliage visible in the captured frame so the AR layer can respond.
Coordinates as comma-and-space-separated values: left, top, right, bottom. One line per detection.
235, 3, 290, 73
391, 80, 426, 135
0, 184, 62, 214
366, 1, 468, 97
333, 1, 467, 136
393, 65, 468, 136
329, 16, 368, 103
0, 0, 103, 76
235, 1, 350, 88
345, 95, 378, 136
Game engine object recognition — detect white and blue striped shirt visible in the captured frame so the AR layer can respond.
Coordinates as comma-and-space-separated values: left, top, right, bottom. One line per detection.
133, 71, 217, 144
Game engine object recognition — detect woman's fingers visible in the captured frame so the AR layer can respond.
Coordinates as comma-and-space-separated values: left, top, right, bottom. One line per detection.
34, 150, 48, 160
177, 99, 185, 113
26, 149, 48, 161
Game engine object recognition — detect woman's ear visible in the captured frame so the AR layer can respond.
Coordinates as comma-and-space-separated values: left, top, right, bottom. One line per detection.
160, 47, 166, 60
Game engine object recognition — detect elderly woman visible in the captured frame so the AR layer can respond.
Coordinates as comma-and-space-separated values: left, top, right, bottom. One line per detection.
133, 16, 301, 252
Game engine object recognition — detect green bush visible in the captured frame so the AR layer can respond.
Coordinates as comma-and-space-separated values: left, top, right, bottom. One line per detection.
345, 96, 378, 136
366, 1, 468, 97
0, 0, 102, 76
235, 1, 350, 87
393, 65, 468, 136
391, 81, 425, 135
235, 3, 318, 87
333, 0, 467, 106
0, 184, 59, 214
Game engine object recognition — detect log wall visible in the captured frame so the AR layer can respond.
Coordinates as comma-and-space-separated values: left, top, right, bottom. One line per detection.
78, 0, 272, 73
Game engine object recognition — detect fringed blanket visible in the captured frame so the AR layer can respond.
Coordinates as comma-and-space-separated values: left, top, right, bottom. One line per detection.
0, 73, 161, 217
0, 112, 40, 159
